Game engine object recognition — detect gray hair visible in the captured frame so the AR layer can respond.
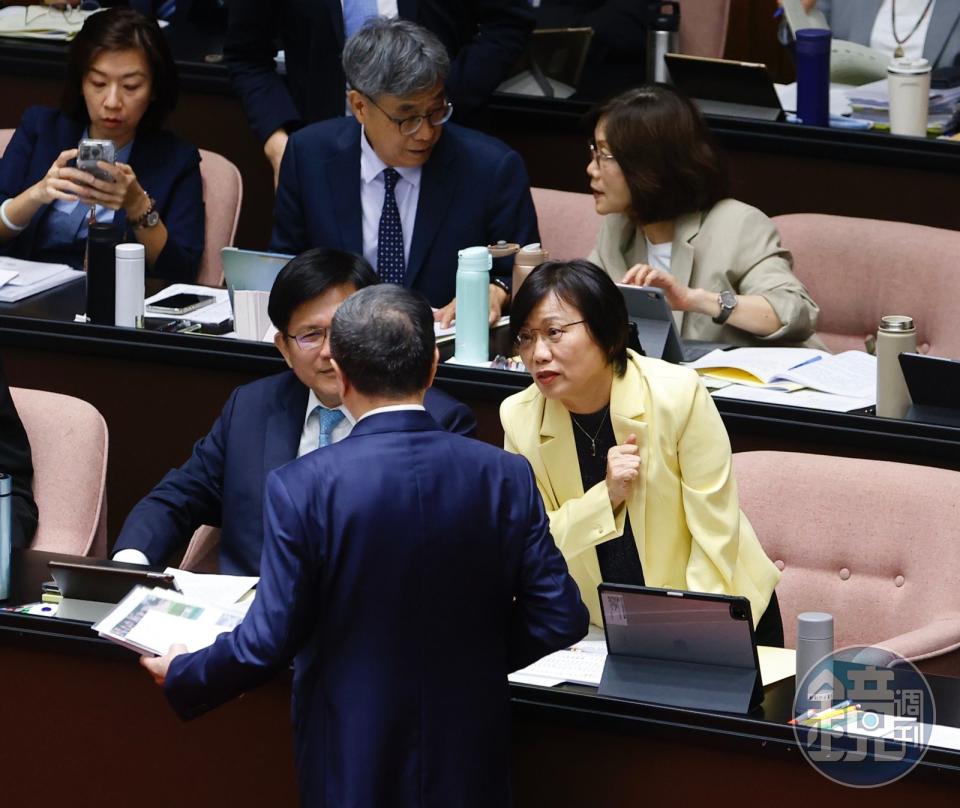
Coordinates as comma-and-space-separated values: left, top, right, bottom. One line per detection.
330, 285, 436, 397
342, 17, 450, 99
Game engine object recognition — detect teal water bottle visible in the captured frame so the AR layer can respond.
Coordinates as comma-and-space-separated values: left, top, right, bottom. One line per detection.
0, 473, 11, 601
454, 246, 492, 365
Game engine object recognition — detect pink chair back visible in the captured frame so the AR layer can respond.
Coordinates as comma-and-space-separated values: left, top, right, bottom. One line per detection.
775, 213, 960, 358
530, 187, 602, 262
10, 387, 108, 557
180, 524, 221, 573
0, 128, 12, 157
678, 0, 731, 58
734, 450, 960, 660
197, 149, 242, 287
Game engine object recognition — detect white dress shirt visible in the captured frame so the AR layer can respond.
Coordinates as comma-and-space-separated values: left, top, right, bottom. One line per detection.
359, 128, 422, 272
356, 403, 426, 423
870, 0, 936, 62
298, 391, 355, 457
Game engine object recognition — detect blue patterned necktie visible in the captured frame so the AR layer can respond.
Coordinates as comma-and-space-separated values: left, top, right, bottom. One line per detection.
343, 0, 379, 41
377, 168, 406, 285
317, 407, 346, 448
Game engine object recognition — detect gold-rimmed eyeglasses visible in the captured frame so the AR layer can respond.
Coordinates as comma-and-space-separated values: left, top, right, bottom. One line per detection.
588, 143, 618, 170
366, 95, 454, 136
514, 321, 586, 352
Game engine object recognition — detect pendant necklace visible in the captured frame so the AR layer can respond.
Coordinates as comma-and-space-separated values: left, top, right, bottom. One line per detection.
571, 406, 609, 457
891, 0, 935, 59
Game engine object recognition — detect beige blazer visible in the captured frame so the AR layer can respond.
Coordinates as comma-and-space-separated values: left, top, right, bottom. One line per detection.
588, 198, 823, 348
500, 351, 780, 627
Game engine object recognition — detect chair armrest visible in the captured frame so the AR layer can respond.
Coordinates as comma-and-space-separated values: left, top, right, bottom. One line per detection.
179, 524, 221, 572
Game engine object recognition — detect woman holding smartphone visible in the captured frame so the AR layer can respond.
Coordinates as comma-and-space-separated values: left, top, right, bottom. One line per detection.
587, 84, 822, 348
0, 8, 203, 280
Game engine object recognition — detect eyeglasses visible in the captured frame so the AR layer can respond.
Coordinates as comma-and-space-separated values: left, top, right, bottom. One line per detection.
588, 143, 618, 170
366, 95, 454, 136
285, 328, 328, 351
514, 321, 585, 352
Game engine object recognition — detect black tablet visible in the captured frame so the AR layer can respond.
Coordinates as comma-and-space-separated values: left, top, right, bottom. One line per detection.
48, 559, 178, 604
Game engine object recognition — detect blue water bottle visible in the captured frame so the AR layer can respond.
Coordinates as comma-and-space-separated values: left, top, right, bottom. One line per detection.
795, 29, 831, 127
454, 246, 492, 365
0, 473, 12, 601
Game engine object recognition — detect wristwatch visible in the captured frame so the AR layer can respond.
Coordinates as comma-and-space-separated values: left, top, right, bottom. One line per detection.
489, 277, 511, 297
130, 195, 159, 229
712, 290, 738, 325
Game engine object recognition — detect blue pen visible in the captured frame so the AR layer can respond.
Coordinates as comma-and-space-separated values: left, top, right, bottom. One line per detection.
773, 6, 783, 18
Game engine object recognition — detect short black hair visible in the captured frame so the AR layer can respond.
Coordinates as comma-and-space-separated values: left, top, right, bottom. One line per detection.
61, 8, 179, 134
268, 248, 378, 334
510, 260, 629, 376
330, 285, 436, 397
587, 85, 729, 224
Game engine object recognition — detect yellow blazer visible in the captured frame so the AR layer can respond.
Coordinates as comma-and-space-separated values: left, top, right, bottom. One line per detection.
500, 350, 780, 627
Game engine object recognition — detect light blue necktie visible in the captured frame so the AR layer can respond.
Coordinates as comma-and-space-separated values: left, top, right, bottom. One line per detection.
343, 0, 379, 41
377, 168, 406, 285
318, 407, 346, 448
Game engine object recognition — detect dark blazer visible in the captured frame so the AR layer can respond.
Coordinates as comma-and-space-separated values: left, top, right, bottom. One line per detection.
164, 409, 588, 807
0, 106, 204, 282
223, 0, 535, 144
113, 370, 477, 573
0, 359, 37, 549
270, 118, 539, 306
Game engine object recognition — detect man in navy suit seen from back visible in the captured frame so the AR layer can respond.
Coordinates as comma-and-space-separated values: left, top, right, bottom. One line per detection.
270, 18, 540, 329
112, 248, 475, 574
143, 284, 589, 807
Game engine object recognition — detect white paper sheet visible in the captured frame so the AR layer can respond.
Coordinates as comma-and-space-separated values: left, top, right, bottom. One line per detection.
711, 383, 873, 412
686, 347, 828, 384
771, 350, 877, 399
145, 282, 232, 324
164, 567, 258, 611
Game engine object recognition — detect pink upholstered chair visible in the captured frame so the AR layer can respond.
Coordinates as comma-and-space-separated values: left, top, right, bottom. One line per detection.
10, 387, 108, 558
180, 524, 221, 573
774, 213, 960, 358
678, 0, 731, 58
733, 450, 960, 676
530, 187, 603, 262
196, 149, 242, 287
0, 128, 12, 157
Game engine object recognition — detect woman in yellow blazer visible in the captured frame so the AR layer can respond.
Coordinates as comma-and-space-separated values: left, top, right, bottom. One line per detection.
500, 260, 783, 644
586, 84, 822, 349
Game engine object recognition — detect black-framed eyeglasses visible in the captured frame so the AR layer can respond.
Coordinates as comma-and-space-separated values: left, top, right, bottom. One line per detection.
588, 143, 618, 170
514, 321, 586, 352
365, 95, 454, 136
285, 328, 328, 351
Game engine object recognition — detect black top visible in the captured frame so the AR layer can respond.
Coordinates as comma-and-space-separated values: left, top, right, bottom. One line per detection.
569, 406, 644, 586
0, 358, 37, 548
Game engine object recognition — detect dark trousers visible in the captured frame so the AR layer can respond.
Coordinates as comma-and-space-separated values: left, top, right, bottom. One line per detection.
754, 590, 785, 648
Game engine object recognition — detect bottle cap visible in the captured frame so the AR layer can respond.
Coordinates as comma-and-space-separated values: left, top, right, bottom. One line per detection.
888, 57, 931, 76
797, 612, 834, 641
457, 246, 492, 273
879, 314, 915, 332
116, 242, 145, 260
515, 243, 549, 267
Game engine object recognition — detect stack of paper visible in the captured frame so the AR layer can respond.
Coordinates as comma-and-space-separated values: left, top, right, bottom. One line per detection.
0, 6, 100, 41
686, 348, 876, 412
94, 585, 245, 656
846, 79, 960, 133
0, 256, 83, 303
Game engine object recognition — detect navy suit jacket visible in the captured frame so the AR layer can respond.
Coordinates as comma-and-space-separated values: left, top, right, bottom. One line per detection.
0, 359, 37, 549
165, 410, 589, 807
270, 119, 539, 307
224, 0, 535, 144
0, 106, 204, 281
113, 371, 476, 574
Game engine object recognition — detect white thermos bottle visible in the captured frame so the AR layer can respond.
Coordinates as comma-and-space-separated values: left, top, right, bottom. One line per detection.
115, 242, 145, 328
875, 315, 917, 419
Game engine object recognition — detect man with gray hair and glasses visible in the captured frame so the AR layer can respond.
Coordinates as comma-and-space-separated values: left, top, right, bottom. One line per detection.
270, 17, 539, 329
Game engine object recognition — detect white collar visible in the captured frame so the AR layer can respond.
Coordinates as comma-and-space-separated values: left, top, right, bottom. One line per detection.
304, 389, 355, 428
359, 126, 423, 189
356, 403, 426, 423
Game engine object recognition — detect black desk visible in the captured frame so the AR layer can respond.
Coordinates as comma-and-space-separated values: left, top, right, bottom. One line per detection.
2, 548, 960, 807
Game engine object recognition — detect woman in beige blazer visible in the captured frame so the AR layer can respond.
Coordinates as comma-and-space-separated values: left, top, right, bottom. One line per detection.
587, 85, 822, 348
500, 260, 783, 644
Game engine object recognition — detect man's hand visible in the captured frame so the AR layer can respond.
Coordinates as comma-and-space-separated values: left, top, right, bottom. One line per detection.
140, 643, 188, 686
264, 129, 289, 190
435, 284, 510, 329
605, 433, 641, 509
